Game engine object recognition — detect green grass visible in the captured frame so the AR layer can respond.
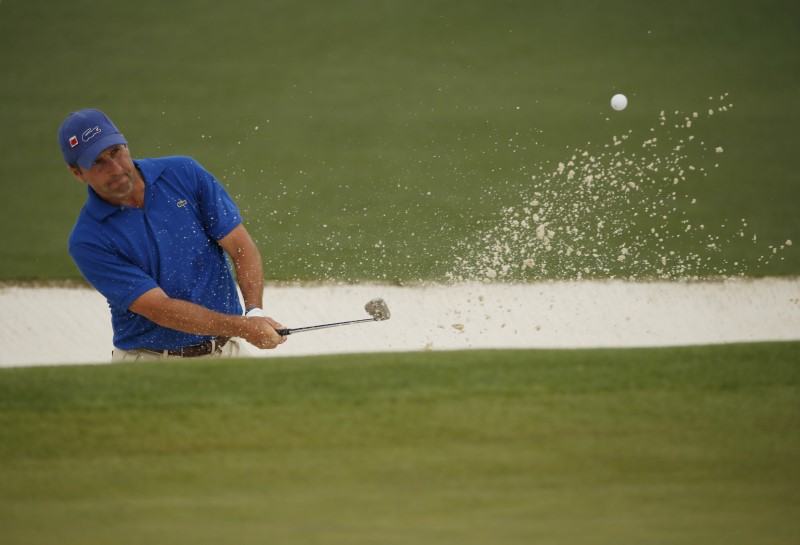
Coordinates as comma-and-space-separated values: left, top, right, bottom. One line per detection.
1, 343, 799, 544
0, 0, 798, 281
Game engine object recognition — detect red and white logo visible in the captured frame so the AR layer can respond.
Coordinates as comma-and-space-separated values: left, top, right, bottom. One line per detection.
69, 135, 79, 148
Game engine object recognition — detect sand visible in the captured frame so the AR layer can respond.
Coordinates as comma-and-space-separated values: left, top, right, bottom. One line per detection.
1, 278, 798, 368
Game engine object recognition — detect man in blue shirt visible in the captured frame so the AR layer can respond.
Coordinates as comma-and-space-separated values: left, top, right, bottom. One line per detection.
59, 109, 286, 360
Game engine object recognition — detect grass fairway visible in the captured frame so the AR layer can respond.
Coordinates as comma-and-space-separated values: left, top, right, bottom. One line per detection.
1, 343, 798, 544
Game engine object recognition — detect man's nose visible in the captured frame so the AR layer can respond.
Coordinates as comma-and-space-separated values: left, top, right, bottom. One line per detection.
109, 156, 125, 173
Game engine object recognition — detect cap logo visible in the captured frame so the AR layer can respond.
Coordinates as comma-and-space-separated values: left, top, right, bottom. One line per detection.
82, 126, 101, 142
69, 136, 79, 148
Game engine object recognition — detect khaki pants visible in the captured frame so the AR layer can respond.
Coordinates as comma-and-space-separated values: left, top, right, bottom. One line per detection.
111, 337, 250, 362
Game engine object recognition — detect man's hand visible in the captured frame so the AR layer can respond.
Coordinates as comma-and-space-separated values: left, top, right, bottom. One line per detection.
242, 315, 287, 349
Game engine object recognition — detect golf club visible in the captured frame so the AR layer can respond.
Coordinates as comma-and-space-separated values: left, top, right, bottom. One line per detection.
275, 298, 391, 336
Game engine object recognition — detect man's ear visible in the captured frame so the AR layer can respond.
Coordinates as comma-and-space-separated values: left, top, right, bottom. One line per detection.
68, 165, 86, 183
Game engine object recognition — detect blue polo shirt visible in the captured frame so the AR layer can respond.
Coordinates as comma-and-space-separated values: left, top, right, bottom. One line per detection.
69, 156, 244, 350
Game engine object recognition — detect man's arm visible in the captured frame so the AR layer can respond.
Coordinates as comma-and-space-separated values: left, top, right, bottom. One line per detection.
218, 223, 264, 311
129, 287, 284, 349
128, 223, 286, 350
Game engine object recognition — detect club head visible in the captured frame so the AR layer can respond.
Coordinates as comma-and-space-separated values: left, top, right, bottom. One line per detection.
364, 298, 391, 321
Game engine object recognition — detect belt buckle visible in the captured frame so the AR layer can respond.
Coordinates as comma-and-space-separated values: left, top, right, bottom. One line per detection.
161, 337, 228, 358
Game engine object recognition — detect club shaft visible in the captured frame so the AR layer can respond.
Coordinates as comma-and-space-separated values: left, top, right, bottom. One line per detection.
276, 317, 375, 336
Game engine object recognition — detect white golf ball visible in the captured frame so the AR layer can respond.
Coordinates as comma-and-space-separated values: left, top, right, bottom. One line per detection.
611, 93, 628, 111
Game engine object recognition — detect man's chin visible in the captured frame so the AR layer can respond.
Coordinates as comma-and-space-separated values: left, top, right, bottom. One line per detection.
108, 180, 133, 197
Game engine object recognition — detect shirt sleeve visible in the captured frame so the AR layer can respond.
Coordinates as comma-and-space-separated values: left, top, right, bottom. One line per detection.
69, 238, 158, 312
192, 161, 243, 241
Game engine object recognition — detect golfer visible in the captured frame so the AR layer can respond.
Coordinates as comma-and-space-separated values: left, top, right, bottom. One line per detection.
59, 109, 286, 360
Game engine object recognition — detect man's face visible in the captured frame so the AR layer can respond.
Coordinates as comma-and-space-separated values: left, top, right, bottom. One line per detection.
70, 144, 137, 205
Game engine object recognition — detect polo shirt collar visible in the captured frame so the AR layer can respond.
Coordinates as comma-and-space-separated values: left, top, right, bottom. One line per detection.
134, 158, 165, 185
84, 186, 120, 221
83, 158, 165, 222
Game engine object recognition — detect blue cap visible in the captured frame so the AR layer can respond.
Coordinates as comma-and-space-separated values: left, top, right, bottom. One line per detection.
58, 109, 128, 170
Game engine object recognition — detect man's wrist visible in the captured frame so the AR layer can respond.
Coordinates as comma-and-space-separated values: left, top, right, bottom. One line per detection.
245, 307, 266, 318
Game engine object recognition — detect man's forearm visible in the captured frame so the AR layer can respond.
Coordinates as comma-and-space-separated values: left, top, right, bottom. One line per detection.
235, 252, 264, 311
219, 224, 265, 311
144, 297, 251, 337
128, 287, 284, 349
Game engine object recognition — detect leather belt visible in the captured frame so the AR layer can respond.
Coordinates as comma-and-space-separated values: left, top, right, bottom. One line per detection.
165, 337, 229, 358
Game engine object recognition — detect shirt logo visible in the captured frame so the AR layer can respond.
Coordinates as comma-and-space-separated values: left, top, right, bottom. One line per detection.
68, 135, 79, 148
177, 199, 188, 208
82, 126, 101, 142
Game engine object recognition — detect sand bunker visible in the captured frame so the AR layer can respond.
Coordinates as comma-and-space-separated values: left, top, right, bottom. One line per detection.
1, 278, 798, 368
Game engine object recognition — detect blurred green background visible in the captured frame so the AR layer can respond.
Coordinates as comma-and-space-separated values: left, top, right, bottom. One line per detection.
1, 0, 798, 282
